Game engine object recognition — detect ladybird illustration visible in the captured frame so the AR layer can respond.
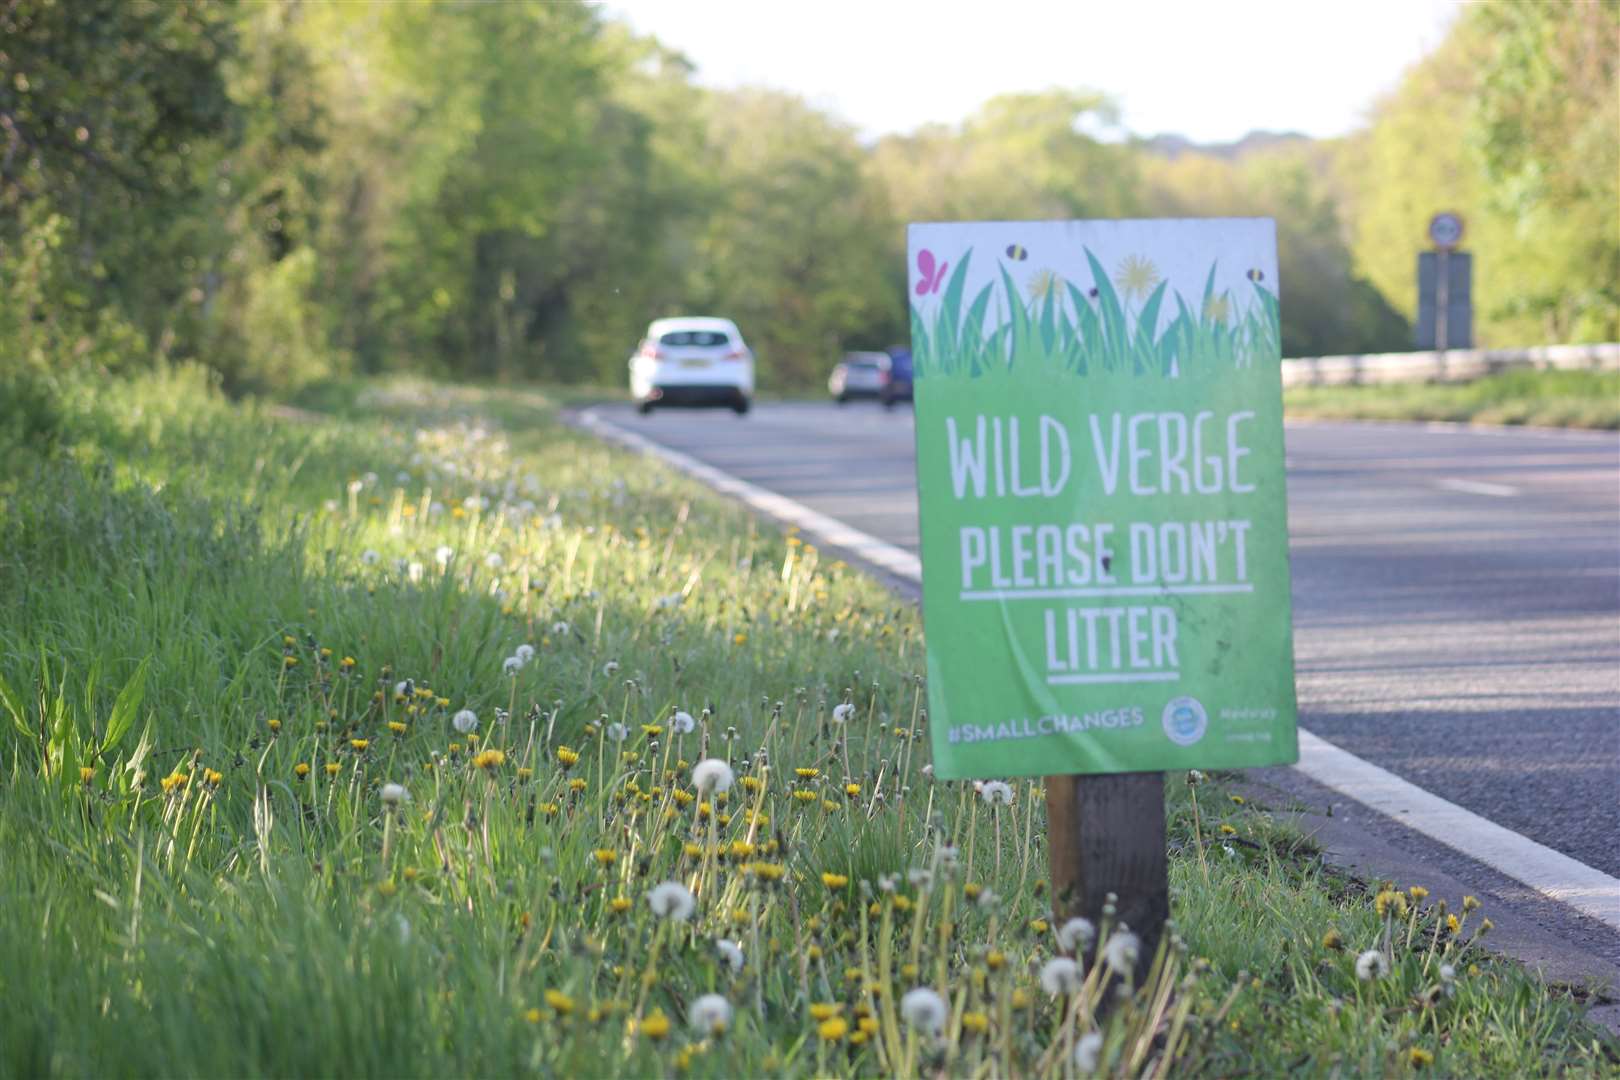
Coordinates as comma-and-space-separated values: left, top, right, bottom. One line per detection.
1247, 268, 1265, 282
1005, 244, 1028, 261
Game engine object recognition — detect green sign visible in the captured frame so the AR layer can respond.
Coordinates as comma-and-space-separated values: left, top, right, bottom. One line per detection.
910, 219, 1299, 779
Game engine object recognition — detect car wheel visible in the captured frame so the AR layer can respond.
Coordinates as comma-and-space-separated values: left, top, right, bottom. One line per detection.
733, 397, 751, 416
637, 400, 654, 416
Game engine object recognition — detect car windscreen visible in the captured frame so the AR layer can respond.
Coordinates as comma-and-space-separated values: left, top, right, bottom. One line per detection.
659, 330, 730, 347
846, 359, 882, 370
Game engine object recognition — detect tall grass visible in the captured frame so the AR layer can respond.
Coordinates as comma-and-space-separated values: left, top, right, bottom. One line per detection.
0, 367, 1610, 1077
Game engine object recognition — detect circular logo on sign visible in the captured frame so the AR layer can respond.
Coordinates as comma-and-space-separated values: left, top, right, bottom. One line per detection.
1161, 697, 1208, 747
1428, 212, 1465, 251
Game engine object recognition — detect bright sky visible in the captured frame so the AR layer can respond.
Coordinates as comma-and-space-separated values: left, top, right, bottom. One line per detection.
602, 0, 1463, 144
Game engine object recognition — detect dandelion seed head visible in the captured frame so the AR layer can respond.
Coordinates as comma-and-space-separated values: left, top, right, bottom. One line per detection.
602, 660, 620, 676
900, 987, 946, 1034
514, 644, 535, 662
606, 722, 629, 742
832, 703, 855, 723
1102, 930, 1140, 975
1075, 1032, 1104, 1073
380, 782, 409, 805
979, 780, 1014, 805
715, 939, 744, 972
1057, 917, 1096, 954
692, 758, 735, 794
647, 880, 696, 921
688, 993, 732, 1035
1355, 949, 1389, 981
670, 710, 696, 735
1040, 957, 1081, 995
452, 709, 479, 734
502, 656, 523, 676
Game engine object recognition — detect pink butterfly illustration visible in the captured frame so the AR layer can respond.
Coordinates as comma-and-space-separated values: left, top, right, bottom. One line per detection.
915, 249, 949, 296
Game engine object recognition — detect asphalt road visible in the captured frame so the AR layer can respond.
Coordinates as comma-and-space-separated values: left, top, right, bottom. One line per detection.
594, 400, 1620, 883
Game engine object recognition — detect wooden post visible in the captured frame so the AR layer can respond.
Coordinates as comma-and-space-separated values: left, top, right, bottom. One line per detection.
1045, 772, 1168, 982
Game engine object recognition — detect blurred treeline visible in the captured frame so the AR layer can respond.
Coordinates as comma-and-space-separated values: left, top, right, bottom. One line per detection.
1, 0, 1614, 395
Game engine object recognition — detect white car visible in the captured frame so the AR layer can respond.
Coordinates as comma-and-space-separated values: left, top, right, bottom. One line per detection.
629, 317, 754, 415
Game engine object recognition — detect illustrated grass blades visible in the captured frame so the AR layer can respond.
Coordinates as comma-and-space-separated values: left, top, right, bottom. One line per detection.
911, 247, 1280, 381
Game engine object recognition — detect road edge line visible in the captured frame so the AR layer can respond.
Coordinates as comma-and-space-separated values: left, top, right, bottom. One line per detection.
577, 405, 1620, 934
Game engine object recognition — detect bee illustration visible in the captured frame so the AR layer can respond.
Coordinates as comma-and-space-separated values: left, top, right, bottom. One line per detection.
1005, 244, 1028, 261
1247, 268, 1265, 282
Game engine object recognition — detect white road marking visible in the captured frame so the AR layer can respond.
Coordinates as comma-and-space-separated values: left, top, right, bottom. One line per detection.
1295, 730, 1620, 932
579, 405, 1620, 933
1436, 477, 1520, 498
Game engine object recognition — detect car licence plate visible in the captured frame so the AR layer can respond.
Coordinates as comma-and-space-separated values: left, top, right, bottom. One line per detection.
680, 359, 711, 369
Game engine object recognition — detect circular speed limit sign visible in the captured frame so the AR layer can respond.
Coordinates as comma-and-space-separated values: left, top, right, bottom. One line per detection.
1428, 212, 1465, 251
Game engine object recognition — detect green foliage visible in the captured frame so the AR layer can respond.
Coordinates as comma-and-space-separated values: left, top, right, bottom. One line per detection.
2, 0, 1610, 397
1286, 368, 1620, 430
1341, 1, 1619, 346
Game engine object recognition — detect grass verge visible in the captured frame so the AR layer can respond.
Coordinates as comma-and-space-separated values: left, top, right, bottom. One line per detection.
1, 366, 1614, 1076
1285, 368, 1620, 430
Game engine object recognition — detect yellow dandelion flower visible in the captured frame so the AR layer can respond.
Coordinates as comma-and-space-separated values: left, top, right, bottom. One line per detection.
1011, 988, 1031, 1008
1446, 914, 1461, 934
1321, 929, 1344, 951
557, 746, 580, 768
817, 1017, 849, 1042
986, 949, 1006, 970
821, 872, 848, 889
741, 775, 763, 792
795, 767, 820, 779
79, 766, 95, 785
283, 635, 296, 647
900, 962, 918, 980
822, 799, 841, 812
1462, 896, 1480, 912
732, 632, 747, 646
293, 761, 311, 778
202, 768, 223, 787
610, 896, 632, 914
857, 1016, 880, 1036
283, 655, 298, 668
793, 790, 818, 803
1029, 918, 1049, 934
161, 771, 190, 794
844, 783, 861, 797
963, 882, 982, 900
568, 778, 587, 792
1230, 794, 1245, 805
517, 767, 534, 781
1409, 885, 1429, 901
1218, 824, 1237, 836
961, 1011, 990, 1034
325, 762, 341, 776
340, 656, 356, 669
267, 718, 282, 734
1409, 1047, 1434, 1068
729, 840, 756, 858
594, 849, 618, 866
388, 721, 407, 735
637, 1010, 671, 1040
892, 894, 913, 912
545, 989, 575, 1015
350, 738, 369, 751
473, 748, 505, 772
809, 1003, 842, 1022
806, 944, 823, 959
524, 1007, 542, 1024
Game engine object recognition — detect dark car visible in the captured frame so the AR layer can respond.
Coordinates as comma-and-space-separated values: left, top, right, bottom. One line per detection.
881, 346, 913, 407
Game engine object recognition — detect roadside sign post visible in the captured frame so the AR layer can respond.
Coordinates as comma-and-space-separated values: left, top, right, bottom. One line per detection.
908, 218, 1300, 978
1418, 212, 1471, 355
